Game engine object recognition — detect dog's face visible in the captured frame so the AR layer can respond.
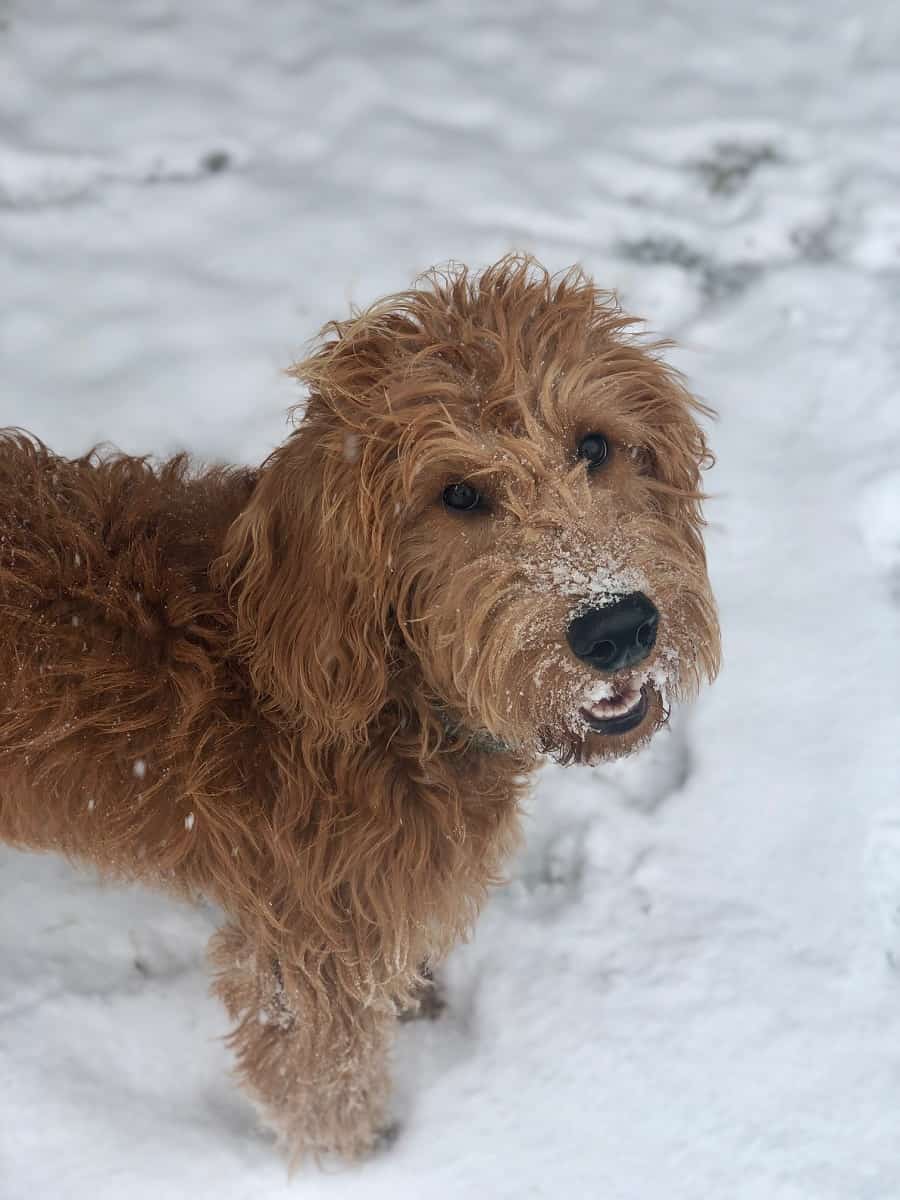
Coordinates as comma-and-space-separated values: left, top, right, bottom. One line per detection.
224, 257, 719, 763
388, 394, 718, 763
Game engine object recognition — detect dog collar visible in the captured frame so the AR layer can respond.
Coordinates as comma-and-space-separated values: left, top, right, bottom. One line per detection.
435, 708, 513, 755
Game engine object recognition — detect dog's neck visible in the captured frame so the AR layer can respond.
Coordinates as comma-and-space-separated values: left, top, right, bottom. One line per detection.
384, 666, 518, 757
433, 706, 514, 756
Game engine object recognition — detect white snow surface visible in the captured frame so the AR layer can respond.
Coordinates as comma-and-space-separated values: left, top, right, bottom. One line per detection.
3, 1, 900, 1197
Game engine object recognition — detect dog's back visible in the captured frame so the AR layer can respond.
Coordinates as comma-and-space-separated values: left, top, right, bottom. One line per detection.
0, 433, 264, 888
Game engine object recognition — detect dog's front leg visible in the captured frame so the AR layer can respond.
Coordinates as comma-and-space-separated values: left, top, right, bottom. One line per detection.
209, 922, 394, 1164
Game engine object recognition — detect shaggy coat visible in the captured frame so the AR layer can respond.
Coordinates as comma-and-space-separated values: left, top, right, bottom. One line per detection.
0, 256, 719, 1161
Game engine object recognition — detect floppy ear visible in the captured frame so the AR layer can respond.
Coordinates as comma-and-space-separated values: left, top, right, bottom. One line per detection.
214, 424, 393, 737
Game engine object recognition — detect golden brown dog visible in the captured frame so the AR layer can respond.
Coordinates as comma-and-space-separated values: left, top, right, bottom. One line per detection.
0, 255, 719, 1161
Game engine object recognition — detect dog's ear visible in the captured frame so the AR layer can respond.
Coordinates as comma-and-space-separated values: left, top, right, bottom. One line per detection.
214, 425, 393, 736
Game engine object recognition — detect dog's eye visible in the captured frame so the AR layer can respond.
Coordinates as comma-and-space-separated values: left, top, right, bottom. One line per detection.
577, 432, 610, 471
442, 482, 483, 512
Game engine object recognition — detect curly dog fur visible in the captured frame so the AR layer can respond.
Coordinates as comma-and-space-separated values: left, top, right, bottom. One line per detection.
0, 255, 719, 1161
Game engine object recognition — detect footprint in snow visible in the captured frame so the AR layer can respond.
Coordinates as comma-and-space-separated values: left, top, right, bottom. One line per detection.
857, 468, 900, 601
600, 719, 692, 813
866, 814, 900, 969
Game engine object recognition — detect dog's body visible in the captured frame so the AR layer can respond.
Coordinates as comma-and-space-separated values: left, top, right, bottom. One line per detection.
0, 257, 719, 1161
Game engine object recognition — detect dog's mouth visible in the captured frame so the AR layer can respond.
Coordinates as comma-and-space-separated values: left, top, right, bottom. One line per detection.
579, 681, 649, 735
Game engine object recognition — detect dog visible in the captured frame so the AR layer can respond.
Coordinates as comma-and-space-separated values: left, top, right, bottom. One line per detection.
0, 255, 720, 1162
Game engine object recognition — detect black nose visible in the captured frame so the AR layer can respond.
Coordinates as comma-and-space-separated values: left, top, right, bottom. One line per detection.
566, 592, 659, 672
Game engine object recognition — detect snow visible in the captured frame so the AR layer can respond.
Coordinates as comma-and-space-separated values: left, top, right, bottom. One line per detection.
2, 1, 900, 1197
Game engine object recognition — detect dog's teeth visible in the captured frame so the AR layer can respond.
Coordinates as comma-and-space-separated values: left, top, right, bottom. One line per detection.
588, 696, 638, 710
583, 684, 643, 721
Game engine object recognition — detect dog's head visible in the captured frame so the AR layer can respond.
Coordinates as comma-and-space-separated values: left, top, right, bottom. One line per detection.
220, 256, 719, 763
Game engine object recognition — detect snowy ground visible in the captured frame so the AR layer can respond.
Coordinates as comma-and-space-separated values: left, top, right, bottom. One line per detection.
2, 1, 900, 1196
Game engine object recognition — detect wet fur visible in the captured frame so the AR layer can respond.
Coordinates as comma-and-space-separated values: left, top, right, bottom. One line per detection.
0, 256, 719, 1162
